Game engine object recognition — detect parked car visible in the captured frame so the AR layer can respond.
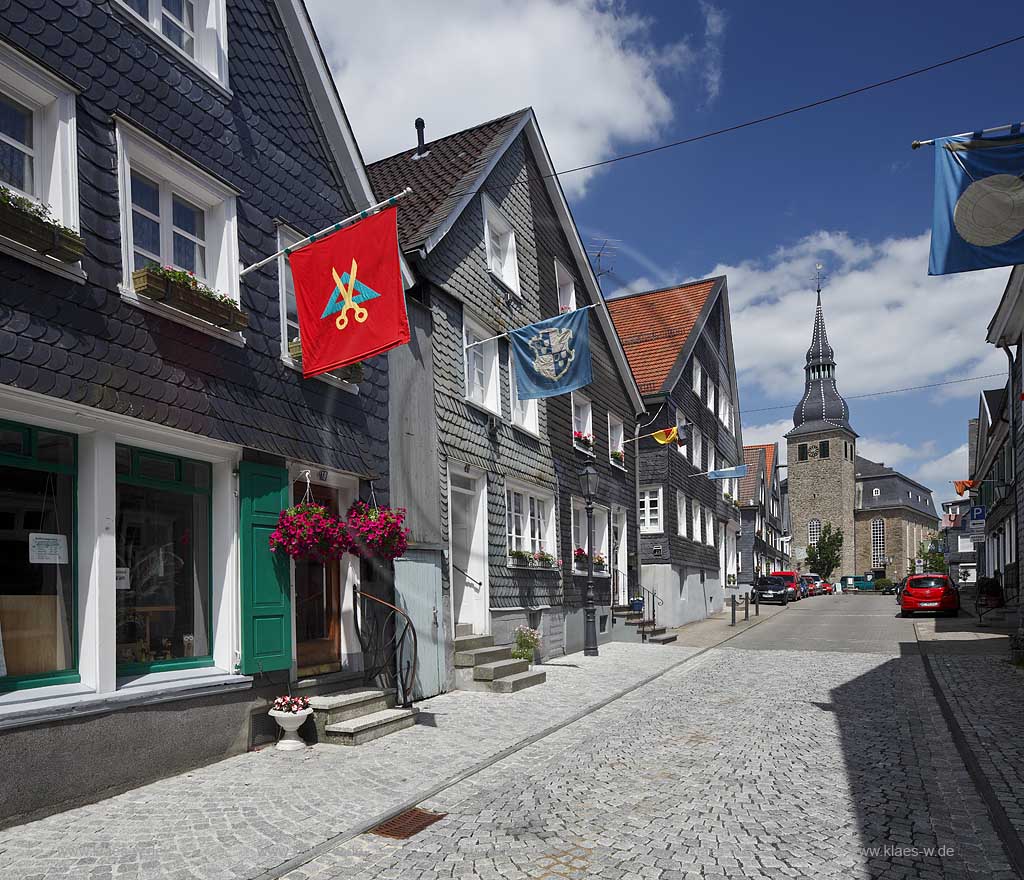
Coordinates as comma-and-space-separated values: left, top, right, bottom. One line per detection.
818, 581, 834, 595
770, 571, 802, 601
899, 574, 960, 617
840, 575, 874, 591
753, 576, 789, 605
801, 575, 817, 596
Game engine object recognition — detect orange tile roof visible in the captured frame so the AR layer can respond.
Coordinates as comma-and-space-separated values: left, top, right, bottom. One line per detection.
607, 279, 718, 394
739, 443, 777, 504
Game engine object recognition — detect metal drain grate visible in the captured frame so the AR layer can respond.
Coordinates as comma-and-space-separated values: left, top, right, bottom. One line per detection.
369, 807, 447, 840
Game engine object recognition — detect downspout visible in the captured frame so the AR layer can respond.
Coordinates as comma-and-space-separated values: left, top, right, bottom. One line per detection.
633, 416, 642, 604
1001, 343, 1022, 639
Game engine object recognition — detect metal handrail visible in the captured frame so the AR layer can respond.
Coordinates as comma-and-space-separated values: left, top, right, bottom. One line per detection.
626, 583, 663, 642
451, 563, 483, 590
354, 587, 418, 708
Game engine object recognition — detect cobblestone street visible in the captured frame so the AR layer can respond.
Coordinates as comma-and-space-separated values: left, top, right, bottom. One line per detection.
2, 596, 1022, 880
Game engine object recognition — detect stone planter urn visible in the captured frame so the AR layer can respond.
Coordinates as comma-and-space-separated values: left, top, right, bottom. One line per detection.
269, 708, 312, 751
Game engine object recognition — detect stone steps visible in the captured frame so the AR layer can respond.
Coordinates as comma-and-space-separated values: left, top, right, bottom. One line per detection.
454, 644, 511, 667
323, 708, 418, 746
473, 658, 529, 681
648, 633, 678, 645
491, 669, 547, 693
453, 628, 546, 694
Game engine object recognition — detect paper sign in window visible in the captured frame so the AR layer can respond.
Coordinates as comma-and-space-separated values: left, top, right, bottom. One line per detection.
28, 533, 69, 565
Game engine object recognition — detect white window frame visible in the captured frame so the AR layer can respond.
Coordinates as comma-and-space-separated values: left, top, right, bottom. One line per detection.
555, 258, 576, 313
873, 487, 880, 497
706, 379, 716, 413
608, 412, 625, 469
463, 314, 500, 415
572, 393, 594, 454
506, 483, 555, 560
116, 0, 230, 88
639, 486, 663, 534
871, 518, 886, 567
675, 411, 688, 457
676, 491, 688, 538
705, 508, 715, 546
0, 47, 79, 231
482, 193, 520, 296
808, 518, 822, 547
690, 425, 703, 469
116, 121, 240, 308
508, 348, 538, 434
708, 447, 716, 475
692, 499, 702, 542
692, 359, 703, 396
571, 499, 611, 567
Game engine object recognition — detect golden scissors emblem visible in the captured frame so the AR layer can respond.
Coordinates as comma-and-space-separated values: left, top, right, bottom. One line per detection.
331, 259, 368, 331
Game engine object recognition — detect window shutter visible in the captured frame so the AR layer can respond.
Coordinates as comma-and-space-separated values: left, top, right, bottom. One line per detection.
239, 462, 292, 674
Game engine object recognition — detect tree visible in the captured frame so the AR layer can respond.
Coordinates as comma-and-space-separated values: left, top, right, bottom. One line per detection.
909, 540, 947, 575
805, 523, 843, 580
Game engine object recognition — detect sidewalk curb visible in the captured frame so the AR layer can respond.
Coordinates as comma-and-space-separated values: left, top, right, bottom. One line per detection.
254, 612, 782, 880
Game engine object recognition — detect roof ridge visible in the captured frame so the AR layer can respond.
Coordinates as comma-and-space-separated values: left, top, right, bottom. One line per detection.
368, 108, 531, 166
609, 276, 723, 302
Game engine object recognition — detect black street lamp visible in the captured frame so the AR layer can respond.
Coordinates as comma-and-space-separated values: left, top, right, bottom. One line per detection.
579, 463, 600, 657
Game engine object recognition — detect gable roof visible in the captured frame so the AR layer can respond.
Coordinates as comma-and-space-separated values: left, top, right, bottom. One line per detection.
739, 445, 765, 503
367, 107, 645, 416
367, 111, 528, 251
607, 279, 719, 395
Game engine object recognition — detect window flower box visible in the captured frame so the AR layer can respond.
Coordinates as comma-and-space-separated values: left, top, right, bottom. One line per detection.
532, 551, 556, 568
287, 337, 365, 384
594, 554, 607, 573
573, 431, 594, 452
610, 449, 625, 467
509, 550, 533, 568
132, 266, 247, 331
0, 186, 84, 263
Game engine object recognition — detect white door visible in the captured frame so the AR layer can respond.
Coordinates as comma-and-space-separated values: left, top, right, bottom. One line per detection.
449, 469, 488, 635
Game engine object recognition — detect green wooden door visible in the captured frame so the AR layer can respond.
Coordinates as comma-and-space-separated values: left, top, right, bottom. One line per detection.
239, 462, 292, 674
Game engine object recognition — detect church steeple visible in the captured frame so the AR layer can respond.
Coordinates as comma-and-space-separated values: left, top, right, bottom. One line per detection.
786, 280, 856, 438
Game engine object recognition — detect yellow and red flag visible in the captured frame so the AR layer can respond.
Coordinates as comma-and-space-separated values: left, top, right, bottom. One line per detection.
289, 207, 409, 378
652, 427, 678, 445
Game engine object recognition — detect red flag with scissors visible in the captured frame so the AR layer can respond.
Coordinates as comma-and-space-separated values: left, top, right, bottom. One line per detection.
289, 206, 409, 378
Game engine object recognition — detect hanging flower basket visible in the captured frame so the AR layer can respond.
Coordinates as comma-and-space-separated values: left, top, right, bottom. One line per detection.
0, 185, 84, 263
345, 501, 410, 561
286, 338, 365, 384
268, 502, 351, 562
132, 266, 247, 331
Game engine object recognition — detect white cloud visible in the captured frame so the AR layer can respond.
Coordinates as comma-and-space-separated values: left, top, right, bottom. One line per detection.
855, 437, 933, 469
739, 418, 791, 452
913, 444, 969, 506
307, 0, 726, 197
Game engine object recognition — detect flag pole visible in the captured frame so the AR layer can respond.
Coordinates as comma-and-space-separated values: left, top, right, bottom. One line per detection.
911, 121, 1023, 149
463, 303, 600, 349
239, 188, 413, 278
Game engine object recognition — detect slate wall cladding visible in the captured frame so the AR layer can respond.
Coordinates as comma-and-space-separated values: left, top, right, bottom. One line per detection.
0, 1, 388, 486
637, 297, 740, 573
419, 133, 561, 611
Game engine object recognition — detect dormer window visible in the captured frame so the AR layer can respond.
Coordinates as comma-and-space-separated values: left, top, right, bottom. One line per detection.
555, 258, 576, 312
482, 193, 520, 296
118, 0, 229, 87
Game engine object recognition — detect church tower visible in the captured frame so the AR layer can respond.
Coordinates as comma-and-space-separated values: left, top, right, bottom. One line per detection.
785, 286, 858, 576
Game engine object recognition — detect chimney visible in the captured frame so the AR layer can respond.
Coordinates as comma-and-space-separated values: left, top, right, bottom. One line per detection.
413, 118, 429, 159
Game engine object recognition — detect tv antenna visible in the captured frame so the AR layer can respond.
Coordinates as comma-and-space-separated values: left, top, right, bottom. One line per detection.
587, 237, 620, 279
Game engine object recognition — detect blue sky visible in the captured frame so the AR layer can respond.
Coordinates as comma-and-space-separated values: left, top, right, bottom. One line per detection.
311, 0, 1022, 501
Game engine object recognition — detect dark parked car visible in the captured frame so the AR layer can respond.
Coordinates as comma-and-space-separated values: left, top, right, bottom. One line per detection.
753, 576, 790, 605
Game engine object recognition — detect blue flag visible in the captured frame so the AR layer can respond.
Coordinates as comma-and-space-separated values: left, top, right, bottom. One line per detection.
509, 309, 592, 399
928, 129, 1024, 275
707, 465, 748, 481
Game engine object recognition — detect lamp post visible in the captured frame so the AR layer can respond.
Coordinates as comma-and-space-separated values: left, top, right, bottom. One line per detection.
579, 463, 600, 657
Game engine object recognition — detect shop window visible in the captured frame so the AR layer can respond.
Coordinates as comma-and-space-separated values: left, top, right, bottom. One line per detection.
0, 420, 77, 691
115, 444, 212, 672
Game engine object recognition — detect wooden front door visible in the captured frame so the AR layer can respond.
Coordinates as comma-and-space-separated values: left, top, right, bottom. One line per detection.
294, 482, 342, 674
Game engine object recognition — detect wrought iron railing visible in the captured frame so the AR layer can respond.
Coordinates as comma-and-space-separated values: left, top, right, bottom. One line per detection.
354, 587, 418, 708
626, 584, 664, 642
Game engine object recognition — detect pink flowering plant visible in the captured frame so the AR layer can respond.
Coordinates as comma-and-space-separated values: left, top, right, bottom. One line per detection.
573, 431, 594, 449
511, 624, 541, 662
344, 501, 410, 561
271, 695, 311, 714
268, 502, 350, 562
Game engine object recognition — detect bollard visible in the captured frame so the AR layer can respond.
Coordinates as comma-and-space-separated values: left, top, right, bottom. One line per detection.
730, 595, 736, 626
755, 590, 760, 616
744, 593, 749, 621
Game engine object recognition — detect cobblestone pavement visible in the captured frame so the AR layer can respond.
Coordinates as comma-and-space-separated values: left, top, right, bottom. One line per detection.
0, 643, 694, 880
928, 653, 1024, 850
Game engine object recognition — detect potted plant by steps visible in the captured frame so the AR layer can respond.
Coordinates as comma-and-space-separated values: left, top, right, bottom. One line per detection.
0, 184, 84, 263
593, 553, 607, 573
509, 549, 532, 568
573, 546, 588, 571
532, 550, 556, 569
268, 695, 312, 751
132, 265, 247, 331
287, 337, 365, 384
511, 625, 541, 667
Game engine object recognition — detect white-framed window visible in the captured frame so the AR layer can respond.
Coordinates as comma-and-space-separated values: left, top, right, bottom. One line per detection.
871, 518, 886, 567
808, 518, 821, 547
708, 447, 716, 475
676, 491, 688, 537
463, 314, 499, 414
706, 379, 715, 413
571, 499, 610, 563
690, 425, 703, 469
277, 225, 302, 355
692, 359, 703, 396
482, 193, 520, 296
555, 258, 576, 313
639, 486, 662, 533
572, 392, 594, 452
675, 410, 688, 457
118, 0, 229, 87
719, 386, 732, 431
705, 508, 715, 546
692, 499, 701, 541
506, 484, 554, 558
116, 122, 239, 305
0, 47, 79, 230
508, 349, 538, 434
873, 487, 880, 497
608, 413, 625, 468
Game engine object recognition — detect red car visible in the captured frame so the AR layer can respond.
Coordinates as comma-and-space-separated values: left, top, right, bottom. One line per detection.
819, 581, 834, 595
771, 571, 801, 602
900, 574, 960, 617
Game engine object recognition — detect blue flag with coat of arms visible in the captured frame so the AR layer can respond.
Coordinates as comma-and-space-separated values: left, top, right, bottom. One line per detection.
508, 309, 592, 399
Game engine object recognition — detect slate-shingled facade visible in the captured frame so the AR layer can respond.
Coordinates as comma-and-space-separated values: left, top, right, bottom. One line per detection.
369, 109, 643, 670
609, 277, 743, 628
0, 0, 390, 823
737, 443, 788, 583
